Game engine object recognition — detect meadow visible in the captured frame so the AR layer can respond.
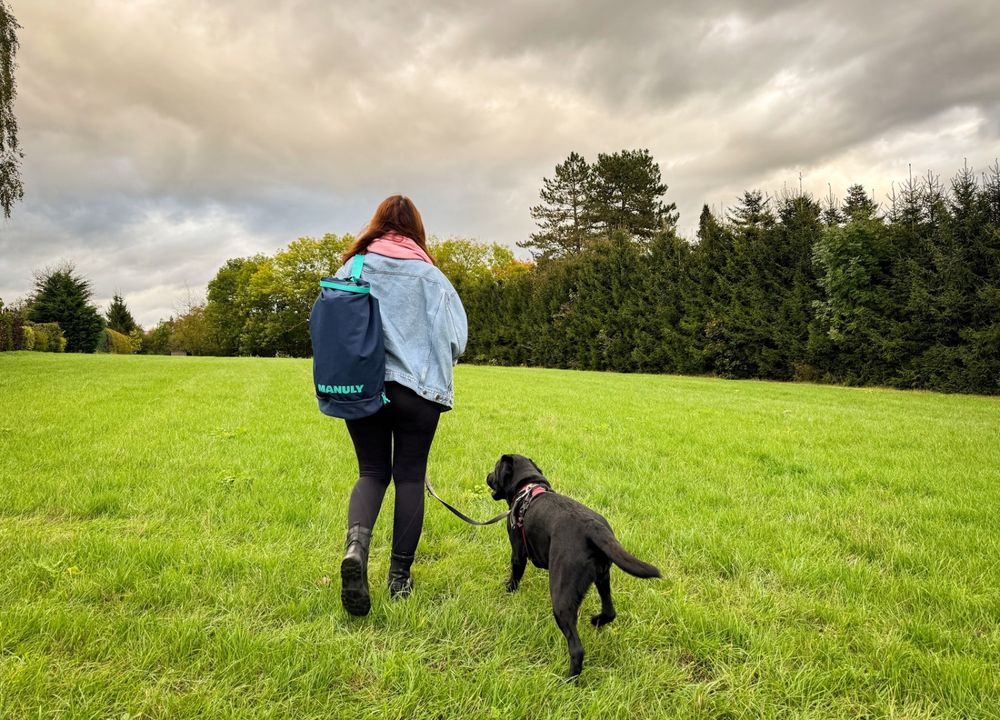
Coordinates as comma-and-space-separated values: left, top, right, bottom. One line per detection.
0, 353, 998, 719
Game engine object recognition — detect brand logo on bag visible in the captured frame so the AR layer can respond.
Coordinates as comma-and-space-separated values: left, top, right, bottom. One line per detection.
317, 384, 364, 394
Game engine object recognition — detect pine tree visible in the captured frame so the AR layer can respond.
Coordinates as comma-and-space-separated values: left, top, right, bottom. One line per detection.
727, 190, 773, 229
29, 266, 104, 352
689, 205, 730, 365
705, 192, 776, 377
106, 293, 138, 334
587, 149, 677, 241
1, 0, 23, 218
842, 184, 879, 221
960, 162, 1000, 393
774, 194, 823, 377
633, 229, 701, 373
812, 203, 895, 384
822, 185, 844, 227
520, 152, 593, 260
884, 168, 934, 385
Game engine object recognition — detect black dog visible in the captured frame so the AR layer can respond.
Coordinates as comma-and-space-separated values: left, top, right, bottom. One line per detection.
487, 454, 661, 677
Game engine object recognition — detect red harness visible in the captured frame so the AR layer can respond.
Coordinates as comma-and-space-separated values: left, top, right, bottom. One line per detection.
508, 482, 551, 549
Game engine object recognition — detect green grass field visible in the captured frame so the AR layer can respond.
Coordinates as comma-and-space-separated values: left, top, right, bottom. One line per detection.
1, 353, 998, 719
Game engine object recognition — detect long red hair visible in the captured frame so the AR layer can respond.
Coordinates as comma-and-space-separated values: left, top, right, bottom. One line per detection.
341, 195, 434, 264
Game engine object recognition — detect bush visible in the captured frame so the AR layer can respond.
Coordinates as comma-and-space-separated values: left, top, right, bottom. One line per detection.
33, 324, 48, 351
0, 310, 12, 350
0, 309, 27, 351
96, 327, 135, 354
128, 328, 143, 353
22, 325, 35, 351
27, 322, 66, 352
12, 314, 24, 349
142, 320, 173, 355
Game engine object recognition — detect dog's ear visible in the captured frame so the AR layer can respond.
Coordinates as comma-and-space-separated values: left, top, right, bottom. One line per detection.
508, 454, 544, 487
499, 454, 515, 486
487, 454, 515, 500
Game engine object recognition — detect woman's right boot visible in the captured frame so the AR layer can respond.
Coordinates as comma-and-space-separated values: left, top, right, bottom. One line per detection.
340, 524, 372, 616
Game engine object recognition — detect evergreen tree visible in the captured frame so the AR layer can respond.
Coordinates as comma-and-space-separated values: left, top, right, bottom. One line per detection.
774, 194, 823, 378
521, 152, 593, 260
588, 149, 677, 241
525, 254, 587, 368
812, 212, 895, 384
552, 231, 643, 371
633, 229, 701, 373
1, 0, 23, 218
960, 162, 1000, 393
705, 191, 777, 377
690, 205, 731, 366
728, 190, 773, 229
821, 186, 844, 227
707, 191, 820, 380
29, 266, 104, 352
885, 168, 935, 384
105, 293, 138, 334
842, 184, 879, 221
909, 164, 982, 390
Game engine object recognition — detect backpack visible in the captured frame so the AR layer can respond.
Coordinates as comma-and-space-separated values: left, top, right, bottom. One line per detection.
309, 254, 389, 419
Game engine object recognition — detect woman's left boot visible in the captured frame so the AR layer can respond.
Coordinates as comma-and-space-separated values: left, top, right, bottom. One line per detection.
340, 524, 372, 616
387, 552, 414, 599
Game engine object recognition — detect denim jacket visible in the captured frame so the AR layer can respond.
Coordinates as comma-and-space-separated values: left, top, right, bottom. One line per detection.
339, 253, 468, 409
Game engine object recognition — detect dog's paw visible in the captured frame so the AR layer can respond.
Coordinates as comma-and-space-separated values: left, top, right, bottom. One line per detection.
590, 612, 616, 628
504, 578, 519, 593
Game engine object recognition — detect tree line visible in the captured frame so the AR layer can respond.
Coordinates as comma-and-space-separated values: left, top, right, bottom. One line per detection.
463, 153, 1000, 394
0, 267, 142, 353
5, 149, 997, 395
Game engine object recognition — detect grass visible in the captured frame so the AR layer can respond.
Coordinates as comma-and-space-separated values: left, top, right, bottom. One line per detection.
0, 352, 998, 719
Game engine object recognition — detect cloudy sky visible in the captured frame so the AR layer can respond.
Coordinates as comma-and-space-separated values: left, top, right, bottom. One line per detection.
3, 0, 999, 326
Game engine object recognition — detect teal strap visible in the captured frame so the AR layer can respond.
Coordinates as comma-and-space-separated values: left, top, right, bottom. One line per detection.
351, 254, 365, 282
381, 392, 390, 405
320, 280, 370, 294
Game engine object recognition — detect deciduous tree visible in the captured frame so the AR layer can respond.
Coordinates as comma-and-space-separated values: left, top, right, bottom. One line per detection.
1, 0, 22, 218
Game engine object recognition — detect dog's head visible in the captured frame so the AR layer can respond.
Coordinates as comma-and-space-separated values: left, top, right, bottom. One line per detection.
486, 454, 546, 503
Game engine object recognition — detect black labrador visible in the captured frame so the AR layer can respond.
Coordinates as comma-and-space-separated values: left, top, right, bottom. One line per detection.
486, 454, 661, 677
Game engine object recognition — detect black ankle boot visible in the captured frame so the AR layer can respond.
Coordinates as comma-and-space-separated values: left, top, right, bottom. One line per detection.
340, 524, 372, 616
387, 552, 414, 600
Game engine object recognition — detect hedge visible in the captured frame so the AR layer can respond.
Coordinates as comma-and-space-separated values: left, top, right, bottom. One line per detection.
0, 312, 67, 352
95, 327, 137, 354
27, 322, 67, 352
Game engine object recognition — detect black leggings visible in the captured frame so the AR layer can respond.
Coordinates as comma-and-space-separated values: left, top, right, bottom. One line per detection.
344, 381, 443, 557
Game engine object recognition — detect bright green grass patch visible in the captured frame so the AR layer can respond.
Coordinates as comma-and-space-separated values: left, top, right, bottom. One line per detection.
1, 353, 998, 719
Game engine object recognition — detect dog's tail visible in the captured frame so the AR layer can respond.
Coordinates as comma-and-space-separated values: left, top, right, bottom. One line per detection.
589, 525, 661, 579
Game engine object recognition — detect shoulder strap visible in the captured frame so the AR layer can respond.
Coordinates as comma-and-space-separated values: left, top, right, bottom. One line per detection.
350, 254, 365, 282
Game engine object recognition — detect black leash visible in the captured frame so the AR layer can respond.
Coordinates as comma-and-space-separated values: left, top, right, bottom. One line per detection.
424, 477, 510, 526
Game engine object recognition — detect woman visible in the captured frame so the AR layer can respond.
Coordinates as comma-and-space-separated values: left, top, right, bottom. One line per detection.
337, 195, 467, 617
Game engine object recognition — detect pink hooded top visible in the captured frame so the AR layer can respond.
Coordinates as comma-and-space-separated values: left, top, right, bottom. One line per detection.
366, 231, 433, 264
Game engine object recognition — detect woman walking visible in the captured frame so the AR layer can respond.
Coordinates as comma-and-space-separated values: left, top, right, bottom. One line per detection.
337, 195, 467, 616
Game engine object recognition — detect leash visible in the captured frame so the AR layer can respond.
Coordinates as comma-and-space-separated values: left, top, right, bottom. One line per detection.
424, 477, 510, 526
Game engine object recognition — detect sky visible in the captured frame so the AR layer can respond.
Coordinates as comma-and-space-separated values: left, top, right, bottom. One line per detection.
2, 0, 1000, 327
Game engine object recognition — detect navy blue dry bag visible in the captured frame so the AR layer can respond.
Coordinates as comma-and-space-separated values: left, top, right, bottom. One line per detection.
309, 254, 388, 419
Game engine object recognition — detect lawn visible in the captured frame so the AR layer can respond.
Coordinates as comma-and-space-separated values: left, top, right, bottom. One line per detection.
0, 353, 998, 719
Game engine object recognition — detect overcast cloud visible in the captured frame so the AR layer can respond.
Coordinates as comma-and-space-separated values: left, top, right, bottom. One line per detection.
2, 0, 999, 326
